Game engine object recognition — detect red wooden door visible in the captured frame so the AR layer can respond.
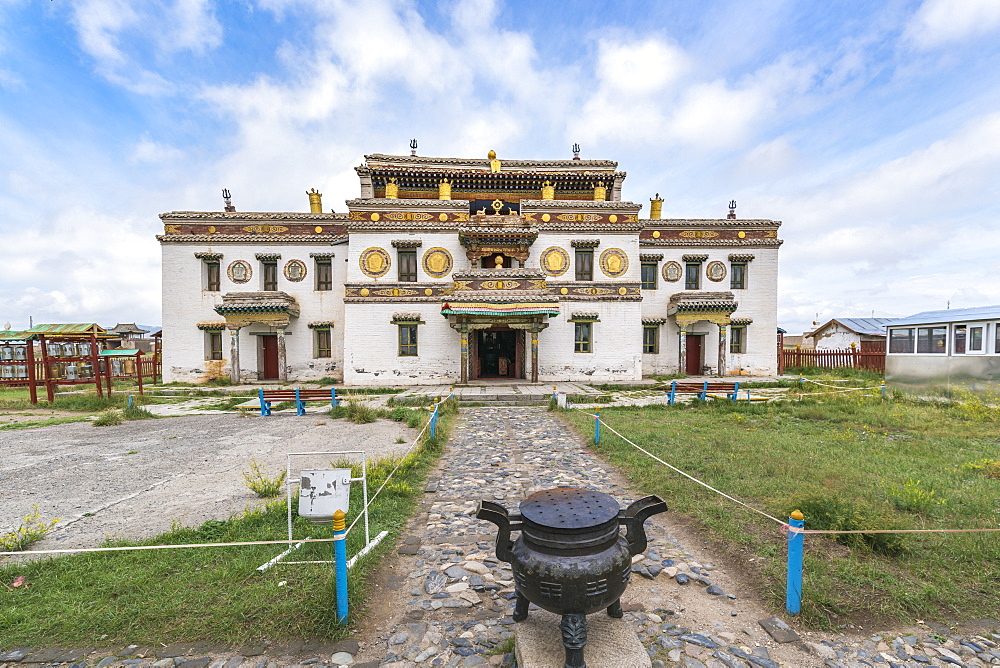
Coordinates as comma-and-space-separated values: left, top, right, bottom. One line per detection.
260, 335, 279, 380
685, 335, 702, 375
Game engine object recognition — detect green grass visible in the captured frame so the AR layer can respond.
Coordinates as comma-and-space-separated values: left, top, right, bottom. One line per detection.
0, 403, 458, 646
560, 389, 1000, 630
0, 416, 91, 431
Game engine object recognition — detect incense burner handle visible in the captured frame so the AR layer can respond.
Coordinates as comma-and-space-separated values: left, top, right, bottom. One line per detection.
620, 495, 668, 556
476, 500, 521, 563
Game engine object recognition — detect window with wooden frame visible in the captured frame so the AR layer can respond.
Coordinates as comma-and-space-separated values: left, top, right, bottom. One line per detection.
730, 262, 746, 290
642, 325, 658, 353
729, 326, 746, 354
575, 250, 593, 281
641, 263, 657, 290
207, 332, 223, 360
685, 263, 701, 290
205, 260, 221, 291
262, 261, 278, 291
398, 324, 418, 356
574, 322, 592, 353
315, 329, 331, 358
314, 258, 333, 291
398, 249, 417, 282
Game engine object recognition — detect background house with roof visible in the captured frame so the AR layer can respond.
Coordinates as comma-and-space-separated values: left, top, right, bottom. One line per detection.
885, 305, 1000, 396
805, 317, 896, 351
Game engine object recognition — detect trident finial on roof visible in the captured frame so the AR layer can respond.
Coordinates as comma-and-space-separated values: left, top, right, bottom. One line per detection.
222, 189, 235, 212
572, 143, 580, 160
728, 200, 737, 219
410, 138, 418, 156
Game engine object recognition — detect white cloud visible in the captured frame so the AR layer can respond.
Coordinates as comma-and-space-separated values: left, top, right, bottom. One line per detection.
130, 137, 185, 164
905, 0, 1000, 48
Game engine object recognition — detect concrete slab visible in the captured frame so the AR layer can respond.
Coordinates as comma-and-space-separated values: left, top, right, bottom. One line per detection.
515, 609, 652, 668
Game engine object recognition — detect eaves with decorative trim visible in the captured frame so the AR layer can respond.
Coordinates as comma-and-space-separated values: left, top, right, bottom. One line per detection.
641, 238, 782, 248
731, 317, 753, 325
640, 218, 782, 228
194, 252, 223, 260
255, 253, 281, 261
391, 313, 425, 324
307, 321, 335, 329
159, 212, 348, 224
309, 252, 336, 258
569, 312, 600, 322
642, 318, 668, 325
391, 239, 423, 248
728, 254, 756, 262
521, 199, 640, 211
159, 234, 350, 243
571, 239, 600, 248
682, 254, 709, 262
639, 253, 664, 262
196, 322, 228, 330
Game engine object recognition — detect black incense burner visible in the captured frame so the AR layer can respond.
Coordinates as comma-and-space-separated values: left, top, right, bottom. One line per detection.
477, 487, 667, 668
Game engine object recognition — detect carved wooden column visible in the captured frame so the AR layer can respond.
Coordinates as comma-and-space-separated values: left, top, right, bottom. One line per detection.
678, 326, 687, 375
717, 325, 727, 378
460, 322, 469, 384
228, 326, 241, 384
530, 323, 539, 383
277, 327, 288, 381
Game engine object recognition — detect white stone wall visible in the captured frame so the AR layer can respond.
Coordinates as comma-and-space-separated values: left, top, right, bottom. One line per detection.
343, 303, 459, 385
161, 241, 347, 383
812, 324, 861, 350
537, 300, 643, 382
639, 248, 778, 376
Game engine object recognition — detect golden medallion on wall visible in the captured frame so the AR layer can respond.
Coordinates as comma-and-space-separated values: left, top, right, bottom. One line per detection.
540, 247, 569, 277
707, 260, 727, 282
541, 213, 551, 222
662, 261, 682, 282
284, 259, 307, 282
599, 248, 629, 278
315, 226, 323, 233
359, 247, 391, 278
422, 247, 453, 278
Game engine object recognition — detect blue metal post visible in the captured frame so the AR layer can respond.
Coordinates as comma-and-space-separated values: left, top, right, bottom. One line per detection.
594, 411, 600, 444
295, 388, 305, 416
786, 510, 804, 614
880, 381, 886, 397
430, 405, 437, 439
331, 387, 338, 407
333, 509, 348, 622
127, 395, 133, 409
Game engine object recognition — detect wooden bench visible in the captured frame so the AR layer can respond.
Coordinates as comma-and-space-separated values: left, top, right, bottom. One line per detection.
258, 388, 338, 416
665, 381, 740, 405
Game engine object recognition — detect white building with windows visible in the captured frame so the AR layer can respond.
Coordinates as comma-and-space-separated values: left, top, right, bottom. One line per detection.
158, 150, 782, 385
885, 305, 1000, 396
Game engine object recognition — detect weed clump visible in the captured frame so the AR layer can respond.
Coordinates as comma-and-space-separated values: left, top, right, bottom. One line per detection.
1, 504, 60, 551
243, 458, 287, 497
92, 408, 125, 426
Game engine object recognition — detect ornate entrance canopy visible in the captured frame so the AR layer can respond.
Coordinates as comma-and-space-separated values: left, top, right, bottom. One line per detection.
214, 292, 300, 328
459, 214, 538, 267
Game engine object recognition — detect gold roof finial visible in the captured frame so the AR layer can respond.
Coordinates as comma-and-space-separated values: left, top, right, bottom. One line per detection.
307, 188, 323, 213
488, 150, 501, 173
650, 192, 663, 220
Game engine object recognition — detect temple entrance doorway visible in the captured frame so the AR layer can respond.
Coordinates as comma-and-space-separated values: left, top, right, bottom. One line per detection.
259, 335, 280, 380
473, 327, 523, 379
684, 334, 703, 375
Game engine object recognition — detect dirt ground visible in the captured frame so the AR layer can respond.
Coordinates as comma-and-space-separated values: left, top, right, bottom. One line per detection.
0, 412, 417, 557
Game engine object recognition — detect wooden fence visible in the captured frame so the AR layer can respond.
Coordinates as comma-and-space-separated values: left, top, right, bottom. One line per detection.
780, 347, 885, 373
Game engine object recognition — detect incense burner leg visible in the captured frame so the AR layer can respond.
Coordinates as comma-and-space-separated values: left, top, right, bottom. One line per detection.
512, 592, 529, 622
607, 599, 623, 618
559, 613, 588, 668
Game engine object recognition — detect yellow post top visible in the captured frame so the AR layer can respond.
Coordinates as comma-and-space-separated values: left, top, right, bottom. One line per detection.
385, 177, 399, 199
307, 188, 323, 213
790, 509, 804, 521
592, 181, 607, 202
541, 180, 555, 201
333, 509, 346, 531
649, 193, 663, 220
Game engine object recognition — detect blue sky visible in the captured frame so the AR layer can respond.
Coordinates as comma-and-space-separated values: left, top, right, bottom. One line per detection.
1, 0, 999, 335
